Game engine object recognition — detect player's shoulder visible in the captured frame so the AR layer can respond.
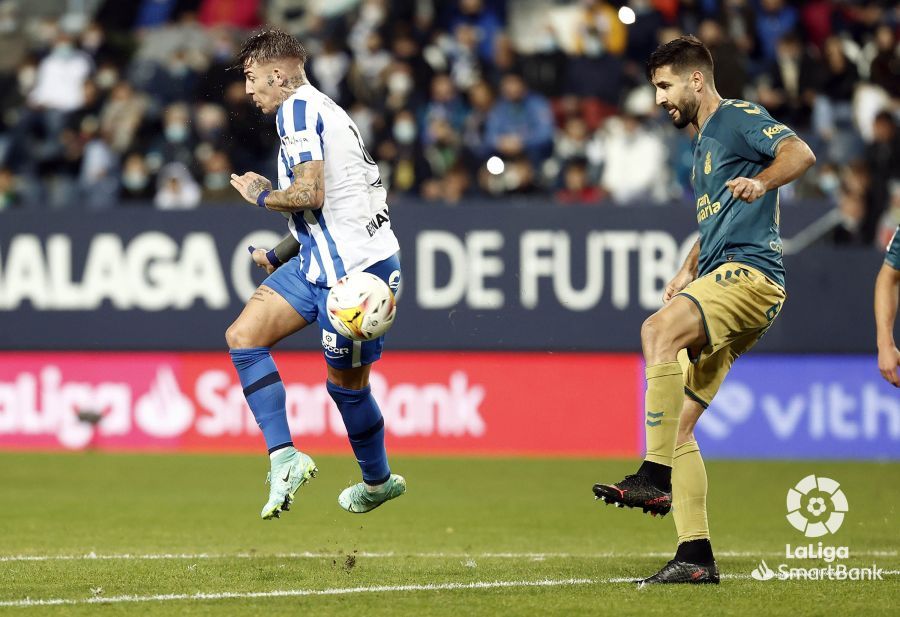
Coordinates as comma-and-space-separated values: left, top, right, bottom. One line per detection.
279, 85, 319, 111
718, 99, 774, 122
277, 86, 329, 135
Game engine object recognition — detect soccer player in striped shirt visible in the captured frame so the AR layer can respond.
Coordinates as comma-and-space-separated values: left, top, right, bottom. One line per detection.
227, 29, 405, 520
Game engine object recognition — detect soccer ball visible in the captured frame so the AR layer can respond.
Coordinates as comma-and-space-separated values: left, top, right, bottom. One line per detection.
326, 272, 397, 342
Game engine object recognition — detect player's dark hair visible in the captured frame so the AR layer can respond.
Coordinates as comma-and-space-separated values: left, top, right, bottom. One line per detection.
236, 28, 308, 69
646, 35, 714, 83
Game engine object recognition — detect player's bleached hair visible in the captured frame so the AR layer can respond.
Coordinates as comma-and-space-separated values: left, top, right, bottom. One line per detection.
236, 28, 308, 69
646, 35, 714, 83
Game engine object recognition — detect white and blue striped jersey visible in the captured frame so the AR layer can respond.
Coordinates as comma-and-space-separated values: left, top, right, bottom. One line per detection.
276, 84, 398, 287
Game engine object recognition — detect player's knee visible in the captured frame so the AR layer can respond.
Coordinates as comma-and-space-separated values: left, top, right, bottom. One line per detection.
641, 314, 671, 351
225, 321, 253, 349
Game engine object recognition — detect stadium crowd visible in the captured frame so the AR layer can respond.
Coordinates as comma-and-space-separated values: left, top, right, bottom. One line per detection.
0, 0, 897, 246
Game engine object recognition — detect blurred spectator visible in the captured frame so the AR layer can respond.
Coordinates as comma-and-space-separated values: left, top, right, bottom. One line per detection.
309, 38, 351, 107
198, 0, 262, 29
422, 116, 463, 181
596, 114, 669, 205
0, 0, 27, 114
462, 80, 494, 164
485, 73, 553, 168
863, 111, 900, 242
829, 187, 867, 246
799, 0, 833, 51
120, 152, 154, 202
28, 30, 93, 113
813, 37, 862, 164
194, 103, 228, 148
200, 149, 234, 203
447, 23, 483, 91
555, 159, 602, 205
757, 33, 819, 128
825, 160, 873, 246
155, 162, 201, 209
421, 164, 471, 205
449, 0, 503, 64
422, 74, 467, 144
868, 25, 899, 99
573, 0, 626, 57
78, 117, 118, 209
0, 167, 19, 209
755, 0, 798, 63
222, 80, 275, 174
718, 0, 756, 58
698, 19, 746, 101
147, 103, 196, 171
100, 82, 149, 153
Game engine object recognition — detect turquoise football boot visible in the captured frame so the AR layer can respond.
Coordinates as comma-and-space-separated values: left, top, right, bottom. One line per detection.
338, 474, 406, 513
261, 447, 317, 520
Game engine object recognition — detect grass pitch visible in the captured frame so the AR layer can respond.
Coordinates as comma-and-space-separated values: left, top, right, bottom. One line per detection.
0, 453, 897, 616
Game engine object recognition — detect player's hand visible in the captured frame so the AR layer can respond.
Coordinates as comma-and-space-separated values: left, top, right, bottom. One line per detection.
877, 345, 900, 387
230, 172, 273, 206
725, 177, 766, 203
663, 269, 694, 303
248, 245, 277, 275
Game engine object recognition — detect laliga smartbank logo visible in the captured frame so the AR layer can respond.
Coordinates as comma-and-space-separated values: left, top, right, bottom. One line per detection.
750, 475, 884, 582
786, 474, 847, 537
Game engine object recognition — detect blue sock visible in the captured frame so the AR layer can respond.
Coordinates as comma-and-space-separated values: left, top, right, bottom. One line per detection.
230, 347, 293, 453
326, 381, 390, 485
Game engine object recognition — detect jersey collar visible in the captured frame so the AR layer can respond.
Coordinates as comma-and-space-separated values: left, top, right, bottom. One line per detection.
698, 99, 725, 138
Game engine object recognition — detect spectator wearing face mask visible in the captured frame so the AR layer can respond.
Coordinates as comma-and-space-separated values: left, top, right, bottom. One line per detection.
154, 162, 201, 210
200, 150, 234, 204
147, 103, 196, 171
7, 29, 94, 170
120, 152, 154, 203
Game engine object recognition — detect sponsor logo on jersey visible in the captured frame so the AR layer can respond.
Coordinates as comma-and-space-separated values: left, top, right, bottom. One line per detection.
321, 330, 349, 358
763, 124, 789, 139
366, 208, 390, 238
388, 270, 401, 293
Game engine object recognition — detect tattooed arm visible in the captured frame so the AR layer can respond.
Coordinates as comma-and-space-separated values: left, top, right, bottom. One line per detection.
229, 161, 325, 212
264, 161, 325, 211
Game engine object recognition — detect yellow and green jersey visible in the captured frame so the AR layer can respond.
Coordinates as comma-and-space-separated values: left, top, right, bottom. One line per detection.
692, 99, 796, 289
886, 225, 900, 270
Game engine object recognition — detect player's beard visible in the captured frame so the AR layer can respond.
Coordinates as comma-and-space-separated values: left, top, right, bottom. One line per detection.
670, 96, 698, 129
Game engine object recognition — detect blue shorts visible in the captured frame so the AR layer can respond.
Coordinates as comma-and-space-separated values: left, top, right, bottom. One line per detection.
264, 253, 401, 369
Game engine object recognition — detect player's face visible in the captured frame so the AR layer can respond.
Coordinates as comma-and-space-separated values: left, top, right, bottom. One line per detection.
243, 60, 280, 114
651, 65, 698, 129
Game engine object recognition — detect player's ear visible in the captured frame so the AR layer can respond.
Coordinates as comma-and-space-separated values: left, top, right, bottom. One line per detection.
691, 70, 704, 92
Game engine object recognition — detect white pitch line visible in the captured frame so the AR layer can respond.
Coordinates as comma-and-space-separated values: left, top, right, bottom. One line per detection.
0, 578, 596, 608
5, 572, 900, 608
0, 550, 896, 563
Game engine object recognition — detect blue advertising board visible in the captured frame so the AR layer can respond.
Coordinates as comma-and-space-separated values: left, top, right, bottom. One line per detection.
698, 356, 900, 459
0, 204, 889, 352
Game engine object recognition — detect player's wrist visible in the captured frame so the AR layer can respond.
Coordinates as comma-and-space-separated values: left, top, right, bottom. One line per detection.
265, 249, 282, 268
256, 189, 271, 208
